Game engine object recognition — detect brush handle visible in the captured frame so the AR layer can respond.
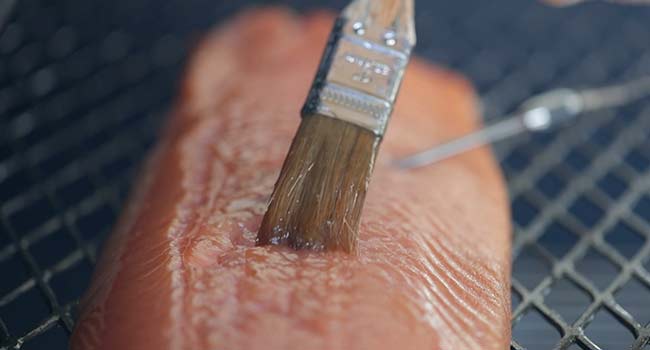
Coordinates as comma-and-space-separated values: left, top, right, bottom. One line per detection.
369, 0, 401, 26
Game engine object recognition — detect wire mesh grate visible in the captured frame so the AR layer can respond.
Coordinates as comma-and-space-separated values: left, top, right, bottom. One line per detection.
0, 0, 649, 349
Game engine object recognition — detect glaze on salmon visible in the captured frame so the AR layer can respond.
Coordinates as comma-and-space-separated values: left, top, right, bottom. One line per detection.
71, 8, 511, 350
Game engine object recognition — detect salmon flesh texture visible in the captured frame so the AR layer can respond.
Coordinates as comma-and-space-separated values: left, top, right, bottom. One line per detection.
72, 8, 512, 350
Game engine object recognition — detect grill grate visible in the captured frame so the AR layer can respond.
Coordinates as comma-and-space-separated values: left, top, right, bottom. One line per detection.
1, 0, 649, 349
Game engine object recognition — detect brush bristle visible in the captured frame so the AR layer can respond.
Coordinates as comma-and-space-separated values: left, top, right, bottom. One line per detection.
258, 114, 380, 252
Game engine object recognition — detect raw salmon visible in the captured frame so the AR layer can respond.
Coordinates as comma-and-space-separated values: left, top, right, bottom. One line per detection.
71, 8, 511, 350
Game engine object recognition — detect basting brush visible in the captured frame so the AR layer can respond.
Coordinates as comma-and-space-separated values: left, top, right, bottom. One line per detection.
258, 0, 416, 252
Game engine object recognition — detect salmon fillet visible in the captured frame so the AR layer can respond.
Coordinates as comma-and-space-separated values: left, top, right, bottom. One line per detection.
71, 8, 511, 350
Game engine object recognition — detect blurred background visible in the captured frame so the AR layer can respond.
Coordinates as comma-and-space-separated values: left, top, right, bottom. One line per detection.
0, 0, 649, 349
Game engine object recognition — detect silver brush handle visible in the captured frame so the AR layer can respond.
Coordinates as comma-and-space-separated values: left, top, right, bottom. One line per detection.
302, 0, 416, 137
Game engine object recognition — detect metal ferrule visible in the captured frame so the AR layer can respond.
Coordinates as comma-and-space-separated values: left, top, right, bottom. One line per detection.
301, 0, 416, 136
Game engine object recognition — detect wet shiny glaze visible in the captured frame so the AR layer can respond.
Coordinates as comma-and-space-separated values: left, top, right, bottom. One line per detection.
71, 8, 511, 350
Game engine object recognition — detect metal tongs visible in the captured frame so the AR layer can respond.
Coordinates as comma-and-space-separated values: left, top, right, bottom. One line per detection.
394, 76, 650, 169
